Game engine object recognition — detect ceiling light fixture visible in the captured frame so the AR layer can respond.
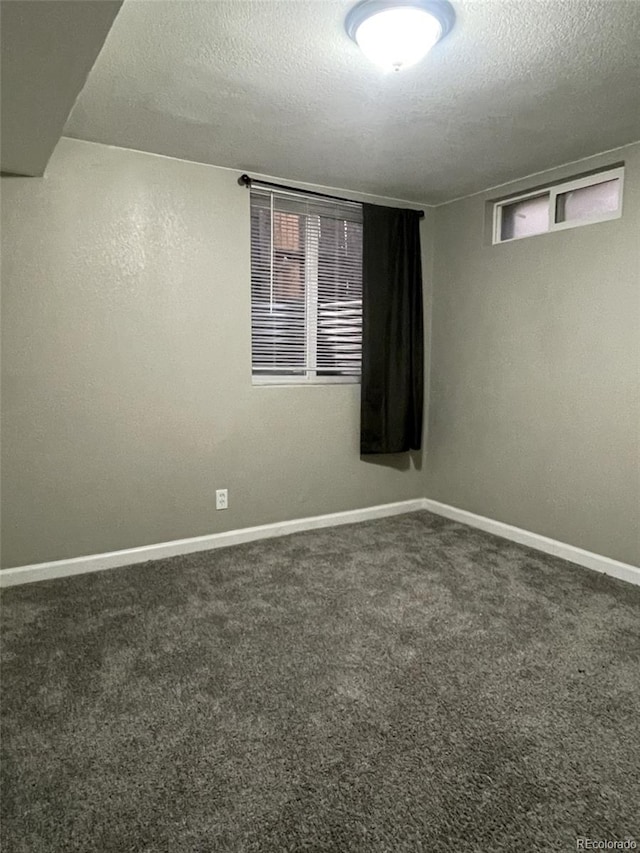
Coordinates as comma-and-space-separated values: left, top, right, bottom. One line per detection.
346, 0, 455, 72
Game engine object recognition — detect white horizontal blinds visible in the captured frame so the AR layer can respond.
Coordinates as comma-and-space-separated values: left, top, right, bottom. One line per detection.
316, 214, 363, 376
251, 190, 307, 375
250, 187, 363, 380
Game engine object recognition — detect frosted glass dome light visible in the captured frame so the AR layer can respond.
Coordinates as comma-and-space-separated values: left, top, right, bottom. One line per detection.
346, 0, 455, 72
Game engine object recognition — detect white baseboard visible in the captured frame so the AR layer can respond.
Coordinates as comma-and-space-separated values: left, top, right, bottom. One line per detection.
422, 498, 640, 587
2, 496, 638, 589
0, 499, 425, 588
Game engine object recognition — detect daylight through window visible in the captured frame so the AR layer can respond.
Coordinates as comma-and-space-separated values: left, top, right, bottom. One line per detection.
493, 167, 624, 244
250, 188, 363, 383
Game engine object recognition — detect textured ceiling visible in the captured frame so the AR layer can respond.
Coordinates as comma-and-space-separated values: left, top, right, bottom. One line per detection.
65, 0, 640, 203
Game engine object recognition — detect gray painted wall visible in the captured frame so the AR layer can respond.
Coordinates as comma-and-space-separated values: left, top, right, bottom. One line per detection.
426, 143, 640, 565
1, 138, 429, 568
3, 137, 637, 569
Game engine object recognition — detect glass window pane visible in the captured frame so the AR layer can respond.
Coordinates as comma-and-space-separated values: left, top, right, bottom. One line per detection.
555, 178, 620, 224
500, 194, 549, 241
250, 189, 363, 380
273, 211, 300, 251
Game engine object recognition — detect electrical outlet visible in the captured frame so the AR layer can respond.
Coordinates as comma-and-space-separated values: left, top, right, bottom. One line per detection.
215, 489, 228, 510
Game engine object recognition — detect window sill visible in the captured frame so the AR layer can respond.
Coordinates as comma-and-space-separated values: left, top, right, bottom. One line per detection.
252, 375, 360, 387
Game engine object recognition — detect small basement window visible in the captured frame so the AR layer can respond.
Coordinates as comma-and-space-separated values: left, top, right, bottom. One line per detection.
493, 166, 624, 244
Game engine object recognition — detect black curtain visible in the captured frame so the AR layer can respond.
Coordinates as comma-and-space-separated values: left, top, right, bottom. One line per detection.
360, 204, 424, 454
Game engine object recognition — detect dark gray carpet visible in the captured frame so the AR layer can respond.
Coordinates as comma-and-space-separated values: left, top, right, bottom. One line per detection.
1, 511, 639, 852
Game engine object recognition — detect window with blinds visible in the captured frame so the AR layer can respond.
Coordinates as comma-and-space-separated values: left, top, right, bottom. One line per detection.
250, 187, 363, 383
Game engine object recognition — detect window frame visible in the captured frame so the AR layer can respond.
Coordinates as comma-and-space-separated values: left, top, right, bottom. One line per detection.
252, 374, 359, 386
249, 189, 363, 387
492, 166, 624, 245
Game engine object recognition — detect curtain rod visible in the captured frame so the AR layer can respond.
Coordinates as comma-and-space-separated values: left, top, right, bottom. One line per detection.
238, 174, 425, 218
